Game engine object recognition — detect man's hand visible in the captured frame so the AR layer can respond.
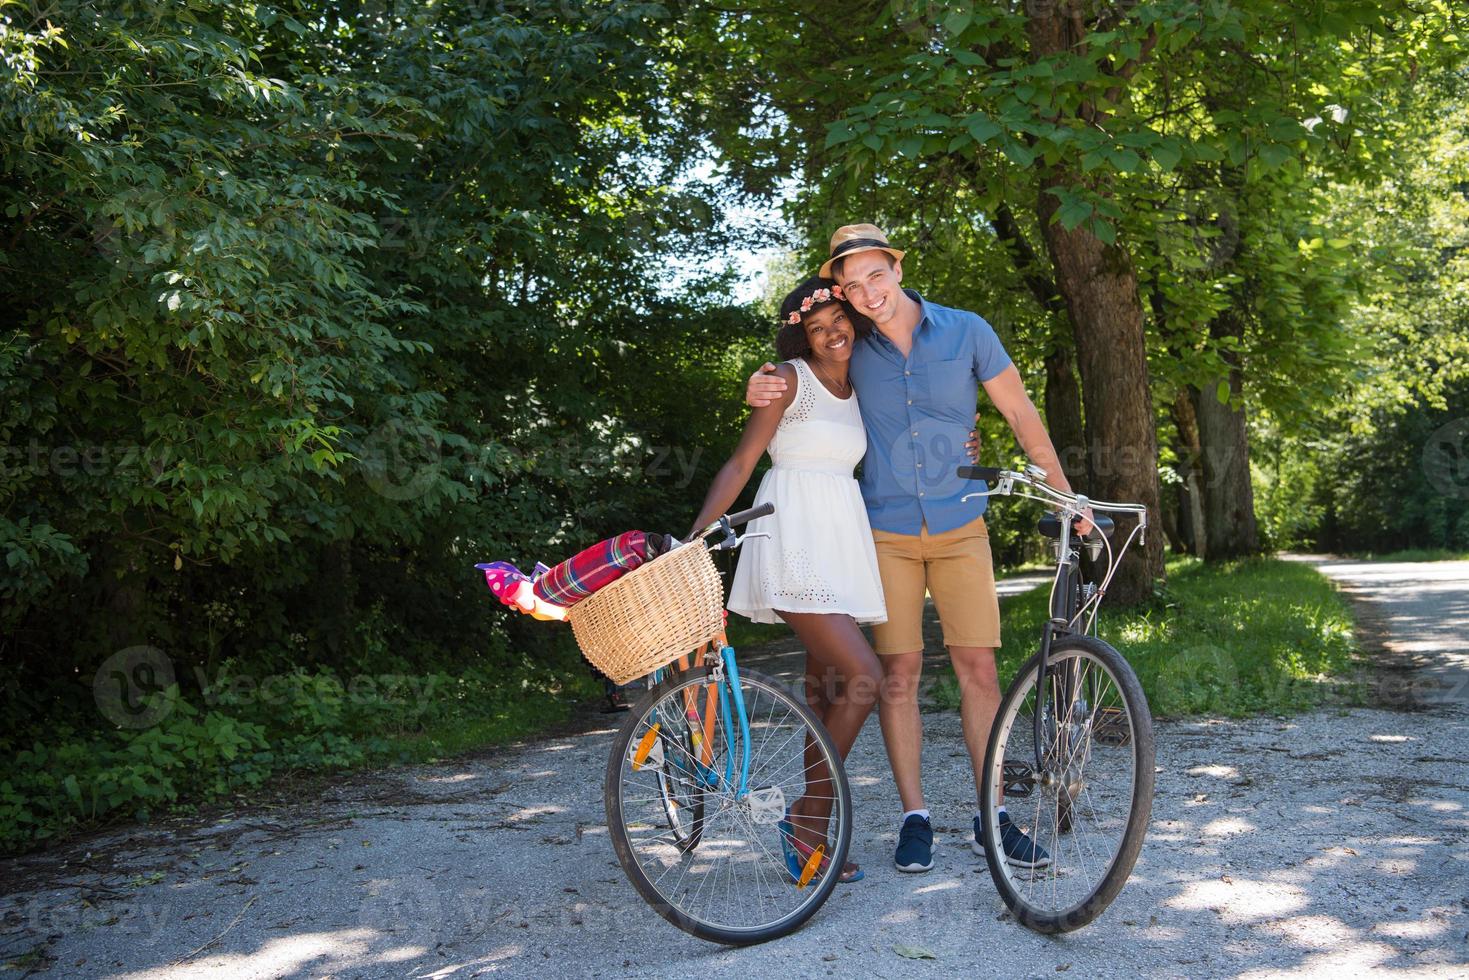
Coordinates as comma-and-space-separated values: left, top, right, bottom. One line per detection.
965, 411, 981, 462
1048, 472, 1095, 538
1075, 507, 1097, 539
746, 363, 787, 408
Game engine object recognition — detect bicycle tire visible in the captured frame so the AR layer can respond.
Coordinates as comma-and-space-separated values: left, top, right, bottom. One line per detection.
605, 665, 851, 945
655, 724, 706, 852
979, 635, 1155, 933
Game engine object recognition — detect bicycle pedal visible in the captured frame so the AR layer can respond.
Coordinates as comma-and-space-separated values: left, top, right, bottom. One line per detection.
745, 786, 786, 826
1093, 706, 1131, 746
1002, 760, 1036, 798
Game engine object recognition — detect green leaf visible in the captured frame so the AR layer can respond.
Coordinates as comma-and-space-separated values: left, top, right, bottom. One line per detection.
825, 122, 854, 149
1216, 380, 1231, 405
965, 113, 1002, 144
894, 945, 937, 960
1152, 143, 1182, 171
1003, 142, 1035, 167
1109, 148, 1142, 172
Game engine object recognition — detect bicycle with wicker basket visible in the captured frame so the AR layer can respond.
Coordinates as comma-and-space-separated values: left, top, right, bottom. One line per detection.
549, 503, 852, 946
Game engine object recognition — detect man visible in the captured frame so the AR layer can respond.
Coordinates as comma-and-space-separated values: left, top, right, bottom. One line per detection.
746, 223, 1088, 872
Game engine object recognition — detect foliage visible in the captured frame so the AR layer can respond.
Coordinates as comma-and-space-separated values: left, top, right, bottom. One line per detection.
0, 3, 761, 699
1, 0, 1467, 852
1252, 96, 1469, 552
0, 661, 595, 853
932, 557, 1360, 718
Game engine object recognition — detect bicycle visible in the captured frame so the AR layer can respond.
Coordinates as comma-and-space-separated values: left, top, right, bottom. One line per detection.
596, 503, 853, 945
958, 463, 1156, 934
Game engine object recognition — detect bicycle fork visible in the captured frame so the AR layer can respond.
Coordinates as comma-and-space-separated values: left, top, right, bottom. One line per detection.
1033, 621, 1090, 782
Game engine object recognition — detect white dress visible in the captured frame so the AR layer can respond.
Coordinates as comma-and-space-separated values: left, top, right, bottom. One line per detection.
726, 358, 887, 625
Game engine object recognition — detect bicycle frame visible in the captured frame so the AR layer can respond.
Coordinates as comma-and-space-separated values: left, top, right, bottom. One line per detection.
649, 636, 758, 799
960, 464, 1149, 775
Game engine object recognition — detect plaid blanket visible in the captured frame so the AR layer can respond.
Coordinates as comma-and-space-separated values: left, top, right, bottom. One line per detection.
533, 530, 652, 608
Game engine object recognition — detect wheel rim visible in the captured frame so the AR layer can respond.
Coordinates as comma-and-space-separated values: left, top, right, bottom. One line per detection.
614, 673, 846, 937
986, 647, 1140, 920
655, 726, 704, 852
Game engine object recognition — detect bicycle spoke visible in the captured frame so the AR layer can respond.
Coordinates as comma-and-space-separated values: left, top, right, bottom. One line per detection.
610, 669, 850, 940
984, 643, 1150, 928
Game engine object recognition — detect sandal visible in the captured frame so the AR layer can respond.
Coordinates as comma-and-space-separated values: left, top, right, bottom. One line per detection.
779, 808, 863, 884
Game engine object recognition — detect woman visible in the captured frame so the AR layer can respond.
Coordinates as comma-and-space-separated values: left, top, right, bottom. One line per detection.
688, 276, 885, 883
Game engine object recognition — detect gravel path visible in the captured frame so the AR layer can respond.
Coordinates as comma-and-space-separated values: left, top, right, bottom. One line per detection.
3, 562, 1467, 978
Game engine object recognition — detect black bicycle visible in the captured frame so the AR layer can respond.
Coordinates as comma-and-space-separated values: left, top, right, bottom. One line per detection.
959, 463, 1156, 933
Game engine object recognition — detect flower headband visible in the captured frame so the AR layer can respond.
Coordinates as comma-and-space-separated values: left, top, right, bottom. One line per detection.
785, 285, 845, 325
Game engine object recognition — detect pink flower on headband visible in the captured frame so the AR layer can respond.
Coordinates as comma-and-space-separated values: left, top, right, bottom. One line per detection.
787, 287, 839, 325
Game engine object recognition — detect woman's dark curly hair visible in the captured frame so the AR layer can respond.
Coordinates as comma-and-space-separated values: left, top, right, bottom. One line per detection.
775, 275, 874, 361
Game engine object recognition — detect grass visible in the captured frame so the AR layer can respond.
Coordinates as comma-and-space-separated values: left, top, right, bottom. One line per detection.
932, 557, 1362, 719
724, 617, 794, 649
377, 681, 595, 763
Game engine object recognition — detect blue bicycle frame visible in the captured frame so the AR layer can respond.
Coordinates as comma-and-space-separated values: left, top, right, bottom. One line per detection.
649, 643, 753, 797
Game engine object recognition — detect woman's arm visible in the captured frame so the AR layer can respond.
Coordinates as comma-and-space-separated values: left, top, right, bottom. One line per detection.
687, 362, 797, 538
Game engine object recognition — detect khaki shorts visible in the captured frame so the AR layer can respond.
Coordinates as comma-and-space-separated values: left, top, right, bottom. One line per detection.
870, 515, 1001, 655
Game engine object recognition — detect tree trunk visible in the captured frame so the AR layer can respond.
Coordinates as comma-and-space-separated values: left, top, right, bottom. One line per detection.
1030, 179, 1164, 602
1043, 342, 1088, 490
988, 203, 1086, 489
1026, 16, 1164, 605
1192, 310, 1260, 560
1170, 390, 1206, 558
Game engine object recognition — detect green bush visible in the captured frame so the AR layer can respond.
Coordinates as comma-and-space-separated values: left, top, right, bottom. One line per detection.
0, 658, 596, 854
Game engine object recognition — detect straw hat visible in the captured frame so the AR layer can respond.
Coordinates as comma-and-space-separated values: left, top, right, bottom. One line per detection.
819, 223, 907, 279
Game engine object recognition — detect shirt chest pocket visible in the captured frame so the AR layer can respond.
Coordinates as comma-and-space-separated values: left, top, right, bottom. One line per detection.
918, 358, 977, 421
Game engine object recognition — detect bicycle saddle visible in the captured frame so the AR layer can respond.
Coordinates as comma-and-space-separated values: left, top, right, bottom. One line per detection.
1038, 511, 1114, 540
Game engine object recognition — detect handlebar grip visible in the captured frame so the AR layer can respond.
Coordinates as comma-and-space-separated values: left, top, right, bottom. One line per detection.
957, 465, 1003, 483
726, 502, 774, 527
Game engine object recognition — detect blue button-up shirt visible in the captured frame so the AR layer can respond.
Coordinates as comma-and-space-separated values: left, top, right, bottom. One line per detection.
849, 290, 1013, 535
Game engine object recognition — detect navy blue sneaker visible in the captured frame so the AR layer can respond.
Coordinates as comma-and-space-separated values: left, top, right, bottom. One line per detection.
974, 813, 1051, 869
894, 814, 934, 873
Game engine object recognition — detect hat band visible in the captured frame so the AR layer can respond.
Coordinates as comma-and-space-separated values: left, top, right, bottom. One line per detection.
829, 236, 892, 259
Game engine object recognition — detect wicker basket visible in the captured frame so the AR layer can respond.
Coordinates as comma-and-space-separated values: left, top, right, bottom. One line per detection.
567, 540, 725, 685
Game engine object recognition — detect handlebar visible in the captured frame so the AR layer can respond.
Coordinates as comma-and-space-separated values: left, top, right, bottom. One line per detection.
693, 502, 775, 551
958, 464, 1149, 530
960, 463, 1148, 634
725, 502, 775, 527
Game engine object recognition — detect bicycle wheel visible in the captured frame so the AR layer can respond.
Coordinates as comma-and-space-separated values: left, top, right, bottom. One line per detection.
979, 634, 1155, 933
654, 709, 706, 852
1046, 564, 1083, 833
605, 665, 851, 945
